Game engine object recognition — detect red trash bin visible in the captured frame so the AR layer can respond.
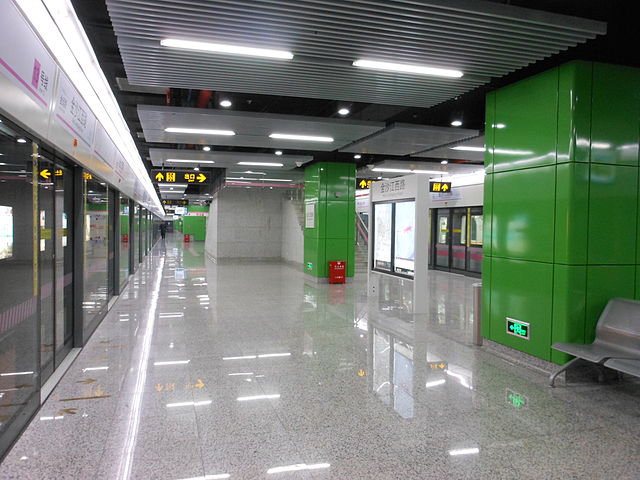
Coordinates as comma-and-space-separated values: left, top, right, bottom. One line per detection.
184, 234, 190, 243
329, 261, 346, 284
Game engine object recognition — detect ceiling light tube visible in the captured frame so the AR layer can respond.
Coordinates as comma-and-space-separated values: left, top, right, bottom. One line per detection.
450, 146, 485, 152
161, 39, 293, 60
269, 133, 333, 142
166, 159, 216, 164
153, 360, 190, 366
353, 59, 463, 78
371, 167, 443, 175
165, 128, 235, 136
237, 162, 283, 167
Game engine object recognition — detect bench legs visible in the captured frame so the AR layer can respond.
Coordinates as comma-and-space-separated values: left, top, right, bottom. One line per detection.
549, 357, 582, 387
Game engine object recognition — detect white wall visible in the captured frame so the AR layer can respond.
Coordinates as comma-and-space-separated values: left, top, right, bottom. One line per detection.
205, 187, 284, 261
281, 198, 304, 265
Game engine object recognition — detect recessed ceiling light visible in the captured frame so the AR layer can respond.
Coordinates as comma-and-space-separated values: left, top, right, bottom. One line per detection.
450, 146, 485, 152
194, 167, 200, 171
353, 59, 463, 78
16, 138, 27, 143
238, 162, 283, 167
338, 108, 350, 116
354, 154, 362, 159
274, 150, 283, 156
220, 100, 232, 108
441, 160, 448, 164
451, 120, 462, 127
269, 133, 333, 142
202, 146, 211, 152
165, 127, 235, 136
167, 159, 216, 164
160, 39, 293, 60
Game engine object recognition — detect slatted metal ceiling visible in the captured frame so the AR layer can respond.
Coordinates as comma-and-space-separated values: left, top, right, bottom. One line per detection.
106, 0, 606, 108
415, 135, 485, 161
149, 148, 313, 170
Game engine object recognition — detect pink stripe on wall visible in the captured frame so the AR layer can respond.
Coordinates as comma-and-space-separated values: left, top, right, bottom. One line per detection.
0, 56, 47, 107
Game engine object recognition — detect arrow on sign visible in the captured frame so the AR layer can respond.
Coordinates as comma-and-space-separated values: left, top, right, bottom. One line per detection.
76, 378, 97, 384
359, 180, 367, 188
197, 173, 207, 183
40, 169, 51, 180
155, 172, 164, 181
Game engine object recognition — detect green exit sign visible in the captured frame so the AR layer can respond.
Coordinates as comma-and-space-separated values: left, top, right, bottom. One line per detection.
506, 317, 530, 340
307, 262, 313, 270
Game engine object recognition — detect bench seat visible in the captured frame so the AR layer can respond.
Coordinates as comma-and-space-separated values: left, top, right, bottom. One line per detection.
603, 358, 640, 377
552, 342, 640, 363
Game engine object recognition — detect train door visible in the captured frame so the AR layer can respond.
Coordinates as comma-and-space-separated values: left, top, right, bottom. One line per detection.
450, 208, 467, 271
434, 210, 450, 268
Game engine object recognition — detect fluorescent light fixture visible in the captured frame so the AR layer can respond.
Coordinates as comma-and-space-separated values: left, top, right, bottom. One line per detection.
165, 127, 235, 136
426, 379, 446, 388
451, 120, 462, 127
158, 183, 188, 187
262, 179, 293, 182
354, 154, 362, 159
267, 463, 330, 474
219, 100, 232, 108
16, 138, 27, 143
338, 108, 350, 115
202, 146, 211, 152
0, 371, 34, 376
441, 160, 448, 165
450, 146, 485, 152
153, 360, 190, 366
159, 313, 184, 318
223, 355, 257, 360
231, 171, 266, 175
81, 366, 109, 372
353, 59, 463, 78
238, 162, 283, 167
160, 38, 293, 60
269, 133, 333, 142
166, 400, 212, 408
371, 167, 443, 175
237, 394, 281, 401
258, 353, 291, 358
449, 447, 480, 456
274, 150, 283, 156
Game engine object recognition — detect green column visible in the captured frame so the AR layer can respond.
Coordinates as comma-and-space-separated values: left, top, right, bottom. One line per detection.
304, 162, 356, 279
483, 61, 640, 363
182, 205, 209, 241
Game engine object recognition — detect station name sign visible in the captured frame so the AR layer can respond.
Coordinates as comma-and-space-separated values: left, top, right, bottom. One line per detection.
429, 181, 451, 193
162, 199, 189, 206
152, 169, 209, 184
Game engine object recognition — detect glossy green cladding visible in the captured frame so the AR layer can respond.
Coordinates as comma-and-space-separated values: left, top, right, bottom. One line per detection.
304, 162, 356, 278
484, 61, 640, 363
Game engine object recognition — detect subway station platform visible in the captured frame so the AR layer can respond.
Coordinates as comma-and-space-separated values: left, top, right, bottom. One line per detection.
0, 235, 639, 479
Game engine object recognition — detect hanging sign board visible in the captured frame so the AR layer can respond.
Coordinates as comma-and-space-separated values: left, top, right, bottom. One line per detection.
357, 179, 374, 189
162, 199, 189, 206
152, 170, 209, 184
429, 181, 452, 193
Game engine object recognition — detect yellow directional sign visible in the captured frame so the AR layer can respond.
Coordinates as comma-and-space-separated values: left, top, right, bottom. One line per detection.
39, 169, 51, 180
83, 172, 93, 180
357, 179, 374, 189
54, 169, 63, 176
152, 170, 210, 184
429, 182, 452, 193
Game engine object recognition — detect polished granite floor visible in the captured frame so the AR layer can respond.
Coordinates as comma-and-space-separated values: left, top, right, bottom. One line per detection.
1, 235, 639, 479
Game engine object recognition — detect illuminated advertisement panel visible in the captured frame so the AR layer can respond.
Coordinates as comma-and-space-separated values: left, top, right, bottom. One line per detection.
373, 203, 392, 271
0, 206, 13, 259
394, 201, 415, 275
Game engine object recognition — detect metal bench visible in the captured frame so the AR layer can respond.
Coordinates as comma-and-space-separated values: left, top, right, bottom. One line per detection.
603, 358, 640, 377
549, 298, 640, 387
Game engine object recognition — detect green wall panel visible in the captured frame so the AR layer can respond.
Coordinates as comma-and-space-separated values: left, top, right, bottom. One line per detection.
304, 162, 356, 278
551, 265, 586, 364
554, 163, 589, 265
493, 68, 558, 173
489, 257, 554, 361
557, 61, 593, 165
590, 63, 640, 167
484, 92, 496, 173
587, 164, 638, 265
491, 166, 556, 262
585, 265, 635, 342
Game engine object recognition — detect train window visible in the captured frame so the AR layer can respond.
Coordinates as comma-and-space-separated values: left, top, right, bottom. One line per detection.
438, 216, 448, 243
459, 216, 467, 245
